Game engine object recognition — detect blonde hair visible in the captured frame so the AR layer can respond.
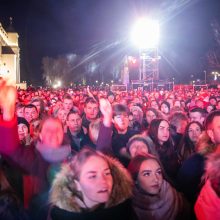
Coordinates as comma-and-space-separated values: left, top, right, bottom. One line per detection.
50, 147, 133, 211
196, 131, 216, 155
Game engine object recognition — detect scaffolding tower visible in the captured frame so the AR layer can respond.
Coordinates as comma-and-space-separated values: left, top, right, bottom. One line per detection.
139, 47, 160, 81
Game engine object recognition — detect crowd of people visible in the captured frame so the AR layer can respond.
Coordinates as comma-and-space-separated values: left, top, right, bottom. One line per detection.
0, 78, 220, 220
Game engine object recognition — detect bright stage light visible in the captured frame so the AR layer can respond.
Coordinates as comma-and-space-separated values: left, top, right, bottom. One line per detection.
53, 80, 62, 88
57, 80, 61, 87
131, 18, 159, 49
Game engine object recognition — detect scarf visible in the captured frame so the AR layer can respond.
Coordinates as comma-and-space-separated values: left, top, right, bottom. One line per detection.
132, 180, 185, 220
36, 141, 71, 163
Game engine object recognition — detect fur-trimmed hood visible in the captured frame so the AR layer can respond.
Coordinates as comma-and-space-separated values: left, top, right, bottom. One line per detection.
49, 154, 133, 212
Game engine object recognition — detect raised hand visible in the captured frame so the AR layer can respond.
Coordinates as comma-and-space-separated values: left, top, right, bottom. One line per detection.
99, 98, 112, 127
87, 86, 94, 98
99, 98, 112, 116
0, 78, 17, 121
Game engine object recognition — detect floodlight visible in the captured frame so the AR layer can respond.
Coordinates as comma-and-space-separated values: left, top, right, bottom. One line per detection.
53, 80, 62, 88
131, 18, 159, 49
57, 80, 61, 87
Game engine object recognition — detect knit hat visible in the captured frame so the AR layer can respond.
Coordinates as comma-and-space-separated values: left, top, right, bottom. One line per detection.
17, 117, 30, 132
126, 135, 156, 155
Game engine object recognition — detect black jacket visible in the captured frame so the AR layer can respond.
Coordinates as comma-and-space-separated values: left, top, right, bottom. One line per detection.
51, 199, 136, 220
64, 127, 95, 152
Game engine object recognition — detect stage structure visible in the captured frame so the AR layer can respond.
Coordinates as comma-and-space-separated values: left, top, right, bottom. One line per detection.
139, 47, 160, 80
131, 18, 160, 81
131, 79, 174, 91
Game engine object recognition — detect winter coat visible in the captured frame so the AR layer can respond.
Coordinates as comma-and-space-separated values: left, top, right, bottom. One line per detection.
0, 118, 112, 207
0, 157, 23, 203
64, 127, 95, 152
64, 122, 112, 155
0, 117, 71, 218
177, 153, 205, 203
195, 179, 220, 220
81, 115, 92, 130
49, 155, 137, 220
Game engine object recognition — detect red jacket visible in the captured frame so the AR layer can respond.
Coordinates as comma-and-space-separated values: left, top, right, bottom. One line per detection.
195, 179, 220, 220
0, 117, 50, 208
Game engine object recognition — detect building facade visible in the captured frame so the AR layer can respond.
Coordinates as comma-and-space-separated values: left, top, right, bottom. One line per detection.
0, 19, 20, 83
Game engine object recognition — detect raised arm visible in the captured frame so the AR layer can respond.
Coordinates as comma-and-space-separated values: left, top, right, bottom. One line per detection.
86, 86, 95, 99
0, 79, 19, 154
99, 98, 112, 127
0, 79, 17, 121
96, 98, 113, 154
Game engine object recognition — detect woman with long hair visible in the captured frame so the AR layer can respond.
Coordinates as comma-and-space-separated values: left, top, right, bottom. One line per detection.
148, 119, 180, 183
128, 154, 189, 220
49, 147, 136, 220
178, 121, 203, 163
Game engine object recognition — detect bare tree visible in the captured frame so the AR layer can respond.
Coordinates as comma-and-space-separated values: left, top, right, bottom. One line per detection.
206, 20, 220, 69
42, 54, 83, 86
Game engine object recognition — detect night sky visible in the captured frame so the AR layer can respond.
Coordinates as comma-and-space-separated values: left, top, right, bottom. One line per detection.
0, 0, 220, 85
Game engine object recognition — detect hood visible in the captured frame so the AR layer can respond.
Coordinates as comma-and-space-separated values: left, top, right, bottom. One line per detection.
49, 154, 133, 212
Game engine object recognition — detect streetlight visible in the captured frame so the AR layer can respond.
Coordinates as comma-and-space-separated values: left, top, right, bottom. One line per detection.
204, 70, 207, 84
131, 18, 160, 81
